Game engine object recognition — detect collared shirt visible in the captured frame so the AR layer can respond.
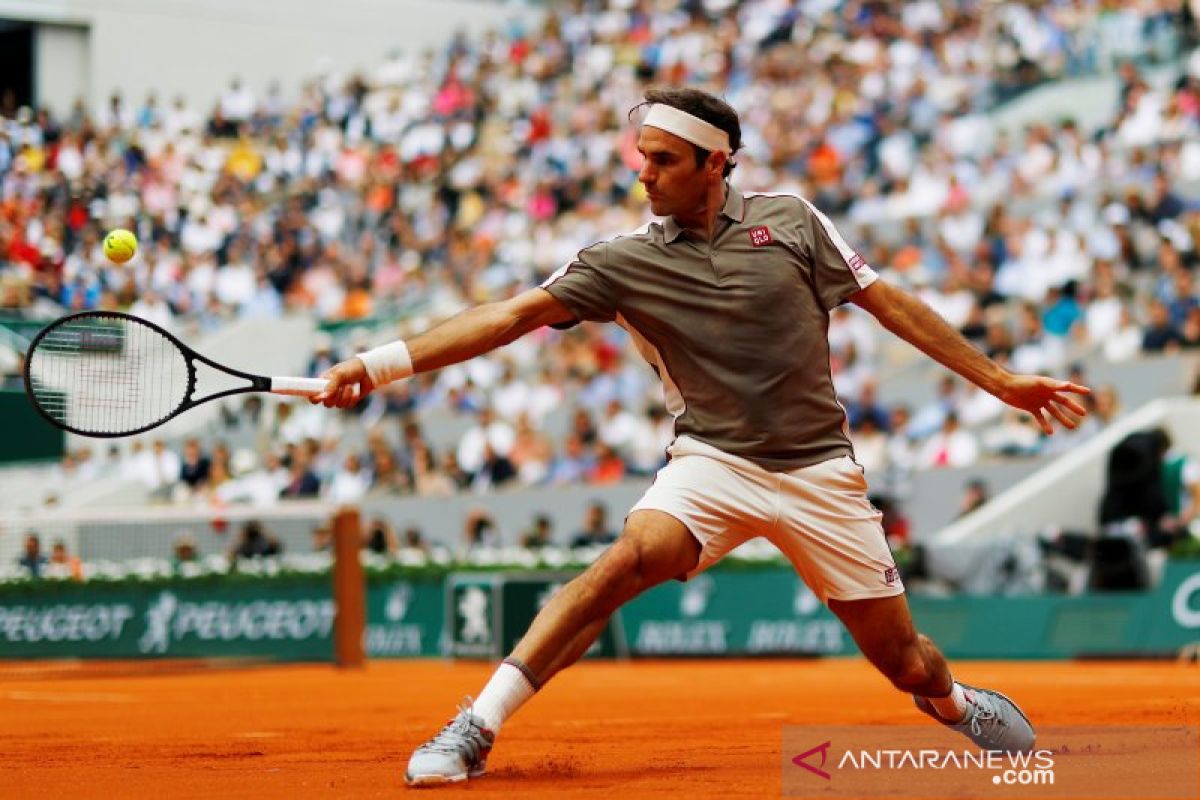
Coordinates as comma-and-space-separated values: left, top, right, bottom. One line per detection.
542, 188, 878, 472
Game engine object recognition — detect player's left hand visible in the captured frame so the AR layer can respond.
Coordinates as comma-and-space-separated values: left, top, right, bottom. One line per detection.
996, 375, 1090, 435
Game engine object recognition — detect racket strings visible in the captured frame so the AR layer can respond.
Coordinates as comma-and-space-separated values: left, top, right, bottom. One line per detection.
28, 316, 190, 436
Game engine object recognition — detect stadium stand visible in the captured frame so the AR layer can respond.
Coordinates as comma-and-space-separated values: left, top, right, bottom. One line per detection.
2, 0, 1199, 593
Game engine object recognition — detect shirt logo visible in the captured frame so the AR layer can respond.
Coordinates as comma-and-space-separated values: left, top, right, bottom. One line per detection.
749, 226, 773, 247
883, 566, 899, 586
848, 253, 869, 272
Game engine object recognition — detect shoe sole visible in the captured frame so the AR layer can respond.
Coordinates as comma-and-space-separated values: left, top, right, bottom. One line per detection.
404, 767, 486, 787
406, 773, 465, 787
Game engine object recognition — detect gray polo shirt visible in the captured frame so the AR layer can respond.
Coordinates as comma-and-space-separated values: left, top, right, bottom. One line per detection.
542, 188, 878, 472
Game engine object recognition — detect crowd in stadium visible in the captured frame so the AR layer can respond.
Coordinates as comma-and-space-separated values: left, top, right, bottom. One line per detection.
2, 0, 1200, 513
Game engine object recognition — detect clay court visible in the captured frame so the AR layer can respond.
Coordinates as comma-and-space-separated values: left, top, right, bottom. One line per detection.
1, 658, 1197, 798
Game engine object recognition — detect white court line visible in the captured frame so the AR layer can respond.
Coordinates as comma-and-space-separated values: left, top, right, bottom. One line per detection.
547, 712, 789, 727
3, 690, 136, 703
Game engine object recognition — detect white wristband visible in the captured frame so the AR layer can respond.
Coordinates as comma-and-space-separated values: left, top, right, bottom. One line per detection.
356, 340, 413, 386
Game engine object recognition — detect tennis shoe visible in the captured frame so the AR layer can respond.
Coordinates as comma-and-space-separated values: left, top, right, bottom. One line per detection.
405, 698, 495, 786
914, 683, 1035, 753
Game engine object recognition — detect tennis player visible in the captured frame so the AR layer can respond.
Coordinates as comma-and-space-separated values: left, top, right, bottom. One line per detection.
314, 87, 1089, 786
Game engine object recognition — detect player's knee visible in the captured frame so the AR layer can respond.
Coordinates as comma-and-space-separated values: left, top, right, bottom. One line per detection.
580, 538, 644, 605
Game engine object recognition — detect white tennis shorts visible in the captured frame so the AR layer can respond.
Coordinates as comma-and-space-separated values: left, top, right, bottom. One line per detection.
629, 435, 903, 603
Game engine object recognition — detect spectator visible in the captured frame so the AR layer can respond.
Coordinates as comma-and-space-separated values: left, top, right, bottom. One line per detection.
597, 399, 639, 456
402, 527, 430, 554
918, 412, 980, 469
570, 502, 616, 549
1156, 429, 1200, 538
471, 443, 518, 492
1165, 269, 1198, 328
981, 410, 1044, 457
48, 539, 83, 579
1142, 298, 1185, 353
311, 524, 332, 553
520, 514, 554, 550
179, 438, 211, 490
1104, 305, 1144, 361
369, 447, 411, 495
1093, 385, 1122, 427
548, 434, 594, 485
570, 407, 598, 447
280, 447, 320, 498
307, 333, 340, 378
957, 479, 990, 518
464, 509, 500, 551
850, 416, 889, 476
131, 439, 182, 498
230, 520, 281, 559
508, 413, 553, 486
587, 442, 626, 485
873, 495, 912, 550
326, 453, 371, 503
364, 517, 399, 556
172, 534, 198, 566
908, 375, 959, 439
456, 407, 515, 479
1181, 307, 1200, 349
17, 532, 46, 578
846, 380, 890, 432
627, 405, 672, 476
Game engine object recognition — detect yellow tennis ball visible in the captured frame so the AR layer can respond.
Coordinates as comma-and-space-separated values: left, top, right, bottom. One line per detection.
103, 228, 138, 264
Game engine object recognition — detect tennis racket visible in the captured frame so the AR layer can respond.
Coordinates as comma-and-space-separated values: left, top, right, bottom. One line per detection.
23, 310, 353, 438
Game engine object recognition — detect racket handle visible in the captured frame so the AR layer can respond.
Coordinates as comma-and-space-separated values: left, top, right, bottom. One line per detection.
270, 376, 360, 398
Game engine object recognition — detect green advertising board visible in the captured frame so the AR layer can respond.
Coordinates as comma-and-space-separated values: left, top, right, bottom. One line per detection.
445, 572, 625, 660
0, 580, 334, 660
441, 561, 1200, 661
0, 389, 64, 463
4, 560, 1200, 661
364, 579, 443, 657
620, 569, 848, 656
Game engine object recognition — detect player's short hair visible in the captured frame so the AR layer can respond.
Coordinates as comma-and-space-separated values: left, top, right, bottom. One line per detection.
631, 87, 742, 177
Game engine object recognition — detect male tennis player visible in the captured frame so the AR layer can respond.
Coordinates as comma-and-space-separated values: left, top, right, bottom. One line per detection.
314, 87, 1089, 786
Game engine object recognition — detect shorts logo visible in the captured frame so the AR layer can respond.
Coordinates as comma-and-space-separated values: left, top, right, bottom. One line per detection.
848, 253, 869, 272
883, 566, 899, 586
749, 226, 772, 247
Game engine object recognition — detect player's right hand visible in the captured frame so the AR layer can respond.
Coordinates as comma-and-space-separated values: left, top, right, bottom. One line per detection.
312, 358, 375, 408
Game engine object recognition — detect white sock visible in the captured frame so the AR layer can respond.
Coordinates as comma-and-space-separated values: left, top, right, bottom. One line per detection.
926, 682, 968, 723
472, 661, 537, 732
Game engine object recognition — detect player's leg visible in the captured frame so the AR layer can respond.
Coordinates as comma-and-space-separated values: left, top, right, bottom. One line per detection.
770, 454, 1034, 753
405, 509, 700, 786
826, 593, 952, 697
828, 593, 1035, 752
508, 509, 700, 682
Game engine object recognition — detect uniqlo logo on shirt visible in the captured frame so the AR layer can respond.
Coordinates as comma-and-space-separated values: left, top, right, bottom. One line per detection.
748, 226, 772, 247
848, 253, 869, 272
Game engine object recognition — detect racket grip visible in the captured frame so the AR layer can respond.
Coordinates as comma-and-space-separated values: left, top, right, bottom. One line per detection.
270, 377, 360, 398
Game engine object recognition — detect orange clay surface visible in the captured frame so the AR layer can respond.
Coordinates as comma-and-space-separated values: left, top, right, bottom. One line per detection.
1, 658, 1199, 799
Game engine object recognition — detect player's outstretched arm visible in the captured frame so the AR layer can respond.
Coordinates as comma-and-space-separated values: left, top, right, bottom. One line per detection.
850, 279, 1090, 434
311, 288, 575, 408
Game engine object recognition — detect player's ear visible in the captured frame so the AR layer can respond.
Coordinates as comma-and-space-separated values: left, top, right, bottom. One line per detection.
707, 150, 727, 179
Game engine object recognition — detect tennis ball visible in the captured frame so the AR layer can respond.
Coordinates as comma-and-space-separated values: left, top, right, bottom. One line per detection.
103, 228, 138, 264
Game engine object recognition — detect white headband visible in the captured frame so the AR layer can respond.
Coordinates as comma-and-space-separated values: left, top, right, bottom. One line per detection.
642, 103, 732, 156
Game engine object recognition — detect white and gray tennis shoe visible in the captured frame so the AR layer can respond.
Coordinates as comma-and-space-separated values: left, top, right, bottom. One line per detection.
915, 683, 1036, 753
405, 699, 495, 787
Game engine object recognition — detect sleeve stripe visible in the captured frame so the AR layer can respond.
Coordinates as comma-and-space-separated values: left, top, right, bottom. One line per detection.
796, 196, 875, 290
540, 262, 571, 288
